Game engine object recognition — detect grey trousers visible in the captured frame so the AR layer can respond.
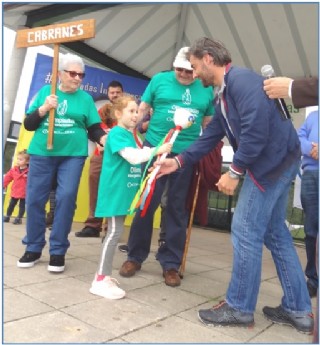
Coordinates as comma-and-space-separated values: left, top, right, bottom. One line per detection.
97, 216, 125, 276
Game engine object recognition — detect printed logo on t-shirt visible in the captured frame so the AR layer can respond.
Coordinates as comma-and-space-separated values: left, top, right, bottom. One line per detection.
182, 89, 191, 105
57, 100, 68, 116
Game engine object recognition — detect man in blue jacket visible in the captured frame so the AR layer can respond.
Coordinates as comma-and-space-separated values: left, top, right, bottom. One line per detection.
157, 37, 313, 334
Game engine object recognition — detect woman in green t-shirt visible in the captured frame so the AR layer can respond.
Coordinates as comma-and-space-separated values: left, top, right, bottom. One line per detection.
17, 53, 107, 273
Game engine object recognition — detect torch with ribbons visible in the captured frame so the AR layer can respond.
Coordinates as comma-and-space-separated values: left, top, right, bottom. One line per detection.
129, 107, 195, 216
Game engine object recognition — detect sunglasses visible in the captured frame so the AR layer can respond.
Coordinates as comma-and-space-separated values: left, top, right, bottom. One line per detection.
175, 67, 193, 75
64, 70, 86, 79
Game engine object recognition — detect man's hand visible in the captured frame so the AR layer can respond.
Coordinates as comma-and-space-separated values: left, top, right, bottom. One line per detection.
216, 172, 240, 195
153, 158, 179, 178
310, 142, 318, 160
263, 77, 293, 99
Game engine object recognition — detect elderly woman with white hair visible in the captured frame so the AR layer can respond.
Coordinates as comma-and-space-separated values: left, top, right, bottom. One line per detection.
18, 53, 106, 273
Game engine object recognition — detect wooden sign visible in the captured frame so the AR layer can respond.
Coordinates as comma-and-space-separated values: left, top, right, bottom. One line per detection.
16, 19, 96, 149
16, 19, 95, 48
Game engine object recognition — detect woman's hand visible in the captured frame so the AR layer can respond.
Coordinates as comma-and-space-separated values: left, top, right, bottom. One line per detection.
38, 95, 58, 117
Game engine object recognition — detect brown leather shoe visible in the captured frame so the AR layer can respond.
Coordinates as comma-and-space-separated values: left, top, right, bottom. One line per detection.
119, 260, 141, 277
163, 269, 181, 287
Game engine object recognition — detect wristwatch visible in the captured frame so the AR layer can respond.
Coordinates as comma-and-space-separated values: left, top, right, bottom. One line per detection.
228, 169, 240, 179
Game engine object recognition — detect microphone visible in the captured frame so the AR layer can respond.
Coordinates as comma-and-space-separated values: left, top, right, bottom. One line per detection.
261, 65, 291, 120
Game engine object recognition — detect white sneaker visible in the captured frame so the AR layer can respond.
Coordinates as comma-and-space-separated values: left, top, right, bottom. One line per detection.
89, 276, 126, 300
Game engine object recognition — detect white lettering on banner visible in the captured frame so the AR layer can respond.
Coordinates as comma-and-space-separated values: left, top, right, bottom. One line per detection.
27, 24, 84, 44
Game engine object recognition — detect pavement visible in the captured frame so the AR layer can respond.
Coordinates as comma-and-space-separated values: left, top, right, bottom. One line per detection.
3, 220, 316, 344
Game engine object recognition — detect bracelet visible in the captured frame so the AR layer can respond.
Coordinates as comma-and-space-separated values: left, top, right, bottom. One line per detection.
228, 170, 240, 180
173, 156, 181, 168
229, 166, 244, 177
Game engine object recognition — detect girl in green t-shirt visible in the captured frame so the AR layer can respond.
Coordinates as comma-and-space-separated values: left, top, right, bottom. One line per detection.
90, 95, 172, 299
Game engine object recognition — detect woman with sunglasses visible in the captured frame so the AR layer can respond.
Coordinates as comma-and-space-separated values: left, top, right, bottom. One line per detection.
17, 53, 106, 273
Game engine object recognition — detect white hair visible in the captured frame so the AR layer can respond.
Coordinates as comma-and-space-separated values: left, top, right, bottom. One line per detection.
58, 53, 85, 71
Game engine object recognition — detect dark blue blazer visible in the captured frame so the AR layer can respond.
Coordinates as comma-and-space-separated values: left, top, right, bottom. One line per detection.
180, 66, 301, 190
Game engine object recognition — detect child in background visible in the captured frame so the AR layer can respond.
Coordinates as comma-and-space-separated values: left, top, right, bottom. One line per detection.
4, 149, 30, 224
90, 95, 172, 299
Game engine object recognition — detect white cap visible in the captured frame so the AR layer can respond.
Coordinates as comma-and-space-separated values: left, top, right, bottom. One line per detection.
173, 47, 192, 70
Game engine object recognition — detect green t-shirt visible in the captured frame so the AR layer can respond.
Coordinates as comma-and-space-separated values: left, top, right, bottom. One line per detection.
26, 85, 101, 156
143, 71, 214, 153
95, 126, 141, 217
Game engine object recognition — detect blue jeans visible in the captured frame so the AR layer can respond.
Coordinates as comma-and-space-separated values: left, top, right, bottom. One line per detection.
23, 155, 86, 255
301, 169, 319, 288
226, 161, 312, 314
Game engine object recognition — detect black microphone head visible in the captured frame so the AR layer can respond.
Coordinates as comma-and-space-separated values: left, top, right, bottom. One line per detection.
261, 65, 275, 78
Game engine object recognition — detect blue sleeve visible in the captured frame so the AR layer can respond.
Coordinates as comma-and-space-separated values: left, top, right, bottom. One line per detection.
297, 116, 313, 157
180, 114, 225, 165
229, 73, 270, 170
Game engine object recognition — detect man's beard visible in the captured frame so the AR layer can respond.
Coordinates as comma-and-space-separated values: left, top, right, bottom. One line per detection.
200, 77, 212, 88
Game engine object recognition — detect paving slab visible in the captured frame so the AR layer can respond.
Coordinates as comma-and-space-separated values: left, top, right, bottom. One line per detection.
2, 221, 315, 343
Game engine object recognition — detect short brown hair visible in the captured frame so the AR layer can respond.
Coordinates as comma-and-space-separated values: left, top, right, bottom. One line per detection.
188, 37, 232, 66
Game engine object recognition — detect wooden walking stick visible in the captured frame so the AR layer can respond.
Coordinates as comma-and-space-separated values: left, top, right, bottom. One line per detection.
16, 19, 96, 149
179, 171, 201, 278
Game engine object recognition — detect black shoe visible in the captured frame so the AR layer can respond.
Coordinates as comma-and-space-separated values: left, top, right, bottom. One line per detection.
198, 301, 254, 327
17, 251, 41, 268
75, 226, 100, 238
118, 244, 129, 253
48, 255, 65, 273
263, 305, 314, 334
4, 216, 10, 222
12, 217, 22, 225
307, 281, 317, 298
158, 239, 166, 248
